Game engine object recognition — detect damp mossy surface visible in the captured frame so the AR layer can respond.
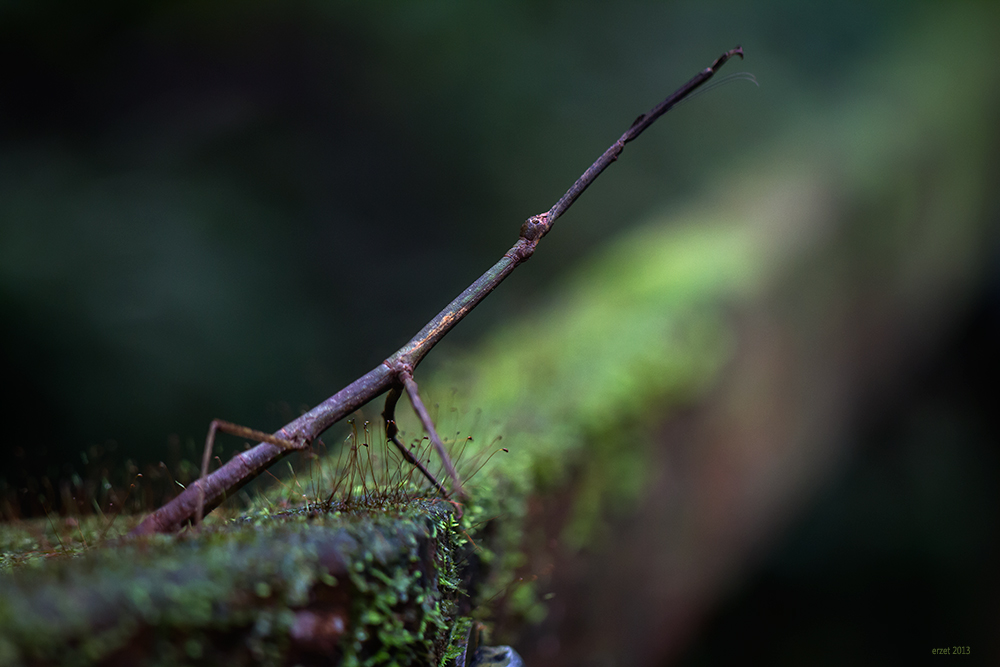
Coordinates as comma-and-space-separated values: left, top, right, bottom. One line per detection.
0, 500, 477, 666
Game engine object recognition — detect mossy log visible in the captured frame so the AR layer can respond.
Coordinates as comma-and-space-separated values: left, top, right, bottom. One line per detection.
1, 502, 477, 666
2, 5, 999, 665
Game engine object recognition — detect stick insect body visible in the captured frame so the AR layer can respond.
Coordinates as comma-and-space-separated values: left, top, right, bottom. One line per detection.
130, 46, 744, 536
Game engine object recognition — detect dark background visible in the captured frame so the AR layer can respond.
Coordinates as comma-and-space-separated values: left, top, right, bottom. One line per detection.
677, 296, 1000, 665
2, 1, 995, 664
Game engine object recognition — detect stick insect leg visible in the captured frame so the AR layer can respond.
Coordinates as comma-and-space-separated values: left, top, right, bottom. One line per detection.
195, 419, 305, 526
400, 374, 466, 500
381, 386, 451, 498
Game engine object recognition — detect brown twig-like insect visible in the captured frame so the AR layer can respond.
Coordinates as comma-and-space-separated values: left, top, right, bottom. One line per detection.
129, 46, 744, 536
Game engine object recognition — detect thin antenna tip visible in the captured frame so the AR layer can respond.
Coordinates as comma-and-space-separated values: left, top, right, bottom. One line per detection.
710, 46, 745, 72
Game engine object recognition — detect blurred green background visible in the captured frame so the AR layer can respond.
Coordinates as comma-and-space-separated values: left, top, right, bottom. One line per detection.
1, 1, 998, 664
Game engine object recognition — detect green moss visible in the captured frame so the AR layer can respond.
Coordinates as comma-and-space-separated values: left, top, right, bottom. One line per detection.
0, 501, 480, 666
0, 513, 132, 571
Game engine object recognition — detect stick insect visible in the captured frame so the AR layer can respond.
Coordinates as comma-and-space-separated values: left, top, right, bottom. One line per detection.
130, 46, 745, 536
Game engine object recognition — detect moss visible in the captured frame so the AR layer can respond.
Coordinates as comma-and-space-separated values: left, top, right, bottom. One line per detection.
0, 513, 132, 571
0, 500, 480, 666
